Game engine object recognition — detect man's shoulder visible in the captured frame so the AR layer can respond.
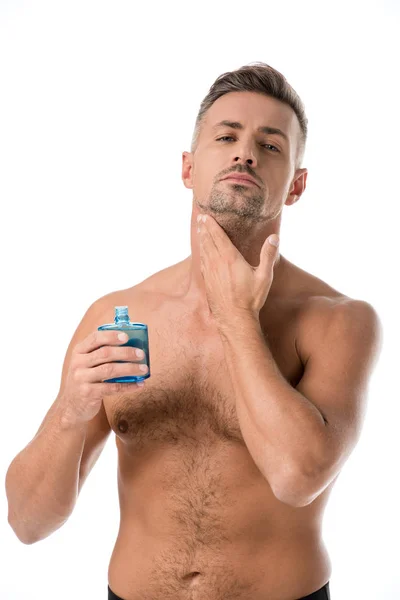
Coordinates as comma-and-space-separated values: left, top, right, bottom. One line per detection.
296, 281, 375, 343
299, 294, 374, 341
286, 259, 379, 364
282, 255, 366, 309
293, 264, 374, 318
295, 288, 378, 370
93, 265, 176, 321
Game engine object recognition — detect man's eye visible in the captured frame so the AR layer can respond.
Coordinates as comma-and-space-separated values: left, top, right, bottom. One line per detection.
217, 136, 236, 142
216, 136, 280, 153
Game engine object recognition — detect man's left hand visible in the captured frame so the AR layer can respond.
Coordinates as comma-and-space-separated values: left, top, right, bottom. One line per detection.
197, 214, 280, 329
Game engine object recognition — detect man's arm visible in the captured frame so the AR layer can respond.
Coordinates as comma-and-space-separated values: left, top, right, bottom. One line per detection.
5, 297, 113, 544
6, 408, 88, 544
218, 299, 382, 507
292, 298, 382, 503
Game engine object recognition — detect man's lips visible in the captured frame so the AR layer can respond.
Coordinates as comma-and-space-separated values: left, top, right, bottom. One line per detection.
222, 174, 259, 187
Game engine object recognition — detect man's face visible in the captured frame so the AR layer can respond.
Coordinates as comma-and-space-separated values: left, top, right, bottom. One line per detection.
183, 91, 306, 230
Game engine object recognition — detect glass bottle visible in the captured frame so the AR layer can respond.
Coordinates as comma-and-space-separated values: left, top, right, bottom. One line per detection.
97, 305, 150, 383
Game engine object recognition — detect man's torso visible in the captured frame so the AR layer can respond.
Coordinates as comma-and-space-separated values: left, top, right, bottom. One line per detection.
103, 256, 346, 600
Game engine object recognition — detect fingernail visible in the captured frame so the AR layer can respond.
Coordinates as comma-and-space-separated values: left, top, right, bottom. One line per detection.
269, 235, 279, 247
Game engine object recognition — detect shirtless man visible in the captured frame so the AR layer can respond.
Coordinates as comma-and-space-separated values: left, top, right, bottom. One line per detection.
6, 63, 382, 600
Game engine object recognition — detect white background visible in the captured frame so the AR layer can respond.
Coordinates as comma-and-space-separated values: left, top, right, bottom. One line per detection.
1, 1, 399, 598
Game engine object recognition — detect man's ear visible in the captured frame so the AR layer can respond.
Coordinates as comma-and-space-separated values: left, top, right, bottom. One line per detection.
285, 168, 307, 206
182, 151, 194, 190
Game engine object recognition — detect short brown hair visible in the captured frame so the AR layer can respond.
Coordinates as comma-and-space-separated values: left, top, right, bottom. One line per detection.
191, 61, 308, 170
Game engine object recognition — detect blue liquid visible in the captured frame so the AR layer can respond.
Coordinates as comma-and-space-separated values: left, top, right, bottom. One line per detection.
97, 306, 150, 383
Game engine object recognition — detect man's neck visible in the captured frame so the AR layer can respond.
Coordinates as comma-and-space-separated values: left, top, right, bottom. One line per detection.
174, 252, 288, 321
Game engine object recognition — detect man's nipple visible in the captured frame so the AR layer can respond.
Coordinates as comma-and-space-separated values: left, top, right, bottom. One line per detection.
117, 419, 129, 433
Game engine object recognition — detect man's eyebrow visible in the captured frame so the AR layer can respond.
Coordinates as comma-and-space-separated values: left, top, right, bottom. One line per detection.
211, 120, 289, 143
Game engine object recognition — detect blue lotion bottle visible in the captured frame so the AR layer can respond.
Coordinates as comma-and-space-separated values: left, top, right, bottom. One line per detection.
97, 305, 150, 383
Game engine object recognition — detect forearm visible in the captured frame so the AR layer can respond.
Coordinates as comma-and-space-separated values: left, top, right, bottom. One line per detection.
5, 399, 87, 544
219, 314, 326, 494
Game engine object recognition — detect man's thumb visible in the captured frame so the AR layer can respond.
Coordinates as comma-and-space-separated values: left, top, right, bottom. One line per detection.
268, 234, 280, 249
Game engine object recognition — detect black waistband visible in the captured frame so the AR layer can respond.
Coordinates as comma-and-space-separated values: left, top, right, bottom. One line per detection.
108, 581, 330, 600
299, 581, 331, 599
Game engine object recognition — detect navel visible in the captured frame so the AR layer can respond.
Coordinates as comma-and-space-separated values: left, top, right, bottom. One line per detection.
182, 571, 201, 581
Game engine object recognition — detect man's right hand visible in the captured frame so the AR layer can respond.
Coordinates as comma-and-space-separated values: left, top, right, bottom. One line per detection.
59, 330, 148, 425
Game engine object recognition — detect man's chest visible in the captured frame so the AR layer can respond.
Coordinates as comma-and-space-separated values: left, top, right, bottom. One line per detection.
103, 294, 305, 449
